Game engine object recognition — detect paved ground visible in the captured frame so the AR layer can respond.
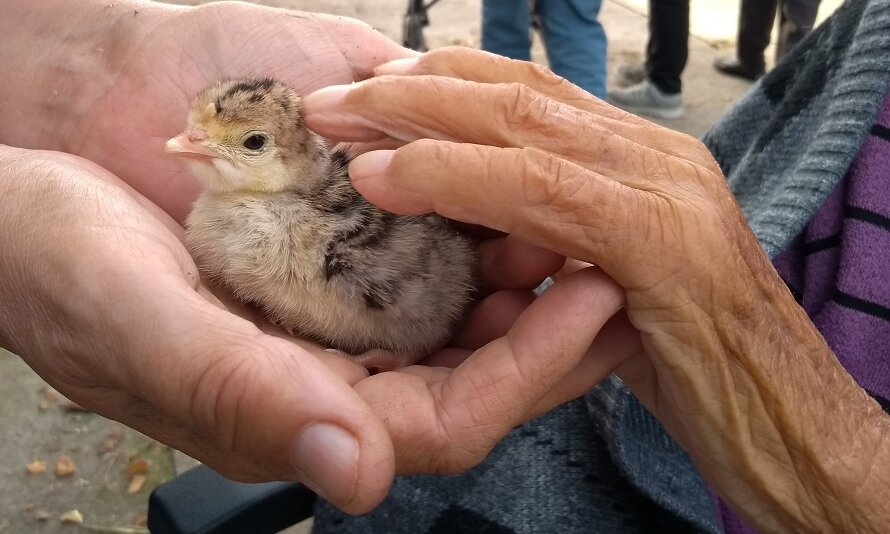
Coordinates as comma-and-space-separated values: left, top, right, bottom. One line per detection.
1, 0, 841, 532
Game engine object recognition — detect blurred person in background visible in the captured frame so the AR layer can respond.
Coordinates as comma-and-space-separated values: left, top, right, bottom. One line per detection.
714, 0, 823, 79
608, 0, 689, 118
482, 0, 607, 98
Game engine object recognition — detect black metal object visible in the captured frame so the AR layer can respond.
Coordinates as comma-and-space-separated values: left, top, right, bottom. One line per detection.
147, 465, 316, 534
404, 0, 442, 51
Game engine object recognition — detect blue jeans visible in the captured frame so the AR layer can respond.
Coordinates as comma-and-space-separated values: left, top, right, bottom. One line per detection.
481, 0, 607, 98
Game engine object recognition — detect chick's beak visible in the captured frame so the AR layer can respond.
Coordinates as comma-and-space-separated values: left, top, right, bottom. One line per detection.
165, 128, 218, 160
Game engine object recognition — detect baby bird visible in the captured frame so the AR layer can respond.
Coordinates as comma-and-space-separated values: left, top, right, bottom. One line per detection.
166, 78, 476, 370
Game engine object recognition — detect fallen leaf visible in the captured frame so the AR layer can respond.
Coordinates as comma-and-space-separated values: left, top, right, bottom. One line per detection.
127, 458, 151, 475
126, 458, 150, 476
34, 510, 50, 521
55, 455, 77, 477
59, 509, 84, 524
133, 513, 148, 527
127, 474, 148, 494
26, 460, 47, 475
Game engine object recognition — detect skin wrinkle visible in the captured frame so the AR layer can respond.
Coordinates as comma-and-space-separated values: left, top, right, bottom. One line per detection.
705, 246, 856, 530
501, 82, 554, 134
430, 377, 482, 474
645, 320, 807, 527
185, 341, 242, 447
462, 358, 516, 431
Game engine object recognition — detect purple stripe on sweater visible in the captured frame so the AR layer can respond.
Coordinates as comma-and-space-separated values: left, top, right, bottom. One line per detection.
836, 218, 890, 307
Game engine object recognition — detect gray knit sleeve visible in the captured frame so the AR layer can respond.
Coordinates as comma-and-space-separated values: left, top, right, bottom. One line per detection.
702, 0, 890, 258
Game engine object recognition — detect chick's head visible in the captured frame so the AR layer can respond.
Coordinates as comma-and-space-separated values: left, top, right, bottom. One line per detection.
166, 78, 327, 195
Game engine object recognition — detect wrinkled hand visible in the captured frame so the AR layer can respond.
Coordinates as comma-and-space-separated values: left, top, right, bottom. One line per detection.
0, 145, 628, 513
302, 47, 890, 530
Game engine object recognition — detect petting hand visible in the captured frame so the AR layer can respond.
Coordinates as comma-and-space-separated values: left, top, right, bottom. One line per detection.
302, 47, 890, 530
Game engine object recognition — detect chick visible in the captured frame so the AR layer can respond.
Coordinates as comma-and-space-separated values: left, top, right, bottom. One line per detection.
166, 78, 476, 370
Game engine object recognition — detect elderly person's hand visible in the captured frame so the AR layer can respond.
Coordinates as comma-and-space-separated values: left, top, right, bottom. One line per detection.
0, 1, 634, 514
303, 47, 890, 531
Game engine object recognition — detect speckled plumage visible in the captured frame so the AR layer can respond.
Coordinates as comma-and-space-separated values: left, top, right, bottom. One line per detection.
169, 78, 476, 368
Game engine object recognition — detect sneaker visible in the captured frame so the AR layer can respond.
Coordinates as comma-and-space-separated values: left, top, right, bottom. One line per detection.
607, 80, 684, 119
616, 62, 646, 87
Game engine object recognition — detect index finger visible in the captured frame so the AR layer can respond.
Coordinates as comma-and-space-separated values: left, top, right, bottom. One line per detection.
377, 47, 706, 162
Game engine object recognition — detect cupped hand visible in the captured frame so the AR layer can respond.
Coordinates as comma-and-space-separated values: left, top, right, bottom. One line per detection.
0, 143, 628, 512
301, 47, 877, 528
0, 145, 399, 513
9, 0, 413, 222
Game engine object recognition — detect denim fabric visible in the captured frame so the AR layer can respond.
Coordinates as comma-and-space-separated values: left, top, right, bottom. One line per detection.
481, 0, 607, 98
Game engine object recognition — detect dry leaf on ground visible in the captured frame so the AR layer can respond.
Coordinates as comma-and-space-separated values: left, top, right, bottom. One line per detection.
59, 509, 84, 524
125, 458, 150, 476
127, 474, 148, 494
55, 455, 77, 477
26, 459, 47, 475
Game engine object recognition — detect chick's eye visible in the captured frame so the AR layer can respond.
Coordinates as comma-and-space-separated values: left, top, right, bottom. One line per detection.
242, 134, 267, 151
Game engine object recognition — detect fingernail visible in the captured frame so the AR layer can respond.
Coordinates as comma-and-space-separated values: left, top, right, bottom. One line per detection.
349, 151, 395, 182
303, 83, 358, 114
291, 423, 359, 504
374, 57, 420, 76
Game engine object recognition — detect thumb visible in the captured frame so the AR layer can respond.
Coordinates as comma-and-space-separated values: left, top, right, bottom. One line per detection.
121, 283, 395, 514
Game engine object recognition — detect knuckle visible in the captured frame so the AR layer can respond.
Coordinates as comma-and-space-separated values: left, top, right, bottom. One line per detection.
524, 61, 569, 89
498, 82, 554, 130
515, 147, 583, 209
404, 138, 452, 167
423, 45, 476, 72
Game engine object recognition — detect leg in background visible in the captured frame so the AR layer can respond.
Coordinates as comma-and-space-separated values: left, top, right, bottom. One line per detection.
537, 0, 607, 98
736, 0, 778, 71
482, 0, 533, 61
646, 0, 690, 95
775, 0, 821, 60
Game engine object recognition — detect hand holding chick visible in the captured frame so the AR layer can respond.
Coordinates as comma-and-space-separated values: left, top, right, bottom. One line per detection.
167, 79, 476, 369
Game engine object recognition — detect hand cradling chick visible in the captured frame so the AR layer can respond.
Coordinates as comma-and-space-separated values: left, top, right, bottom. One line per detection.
166, 78, 476, 371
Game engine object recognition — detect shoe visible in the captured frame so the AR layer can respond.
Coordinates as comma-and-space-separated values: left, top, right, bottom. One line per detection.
607, 80, 683, 119
616, 62, 646, 87
713, 56, 765, 81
